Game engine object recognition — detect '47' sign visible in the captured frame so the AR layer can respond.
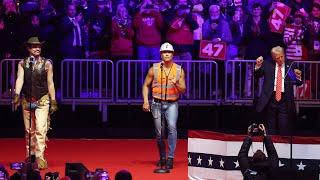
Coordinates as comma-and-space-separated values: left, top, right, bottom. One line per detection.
269, 2, 291, 33
199, 40, 227, 60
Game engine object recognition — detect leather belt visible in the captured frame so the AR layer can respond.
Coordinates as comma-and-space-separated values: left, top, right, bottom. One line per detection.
153, 98, 178, 103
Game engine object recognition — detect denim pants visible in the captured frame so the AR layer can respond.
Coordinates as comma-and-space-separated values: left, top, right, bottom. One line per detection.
22, 95, 50, 159
151, 99, 178, 159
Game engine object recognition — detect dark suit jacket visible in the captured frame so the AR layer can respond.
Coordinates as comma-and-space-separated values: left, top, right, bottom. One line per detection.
57, 16, 88, 55
254, 60, 303, 112
238, 136, 279, 180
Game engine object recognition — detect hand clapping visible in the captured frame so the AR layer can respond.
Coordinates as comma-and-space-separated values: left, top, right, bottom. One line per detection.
255, 56, 264, 69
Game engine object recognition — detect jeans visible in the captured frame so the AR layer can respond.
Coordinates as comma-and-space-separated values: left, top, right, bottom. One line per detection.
151, 99, 178, 159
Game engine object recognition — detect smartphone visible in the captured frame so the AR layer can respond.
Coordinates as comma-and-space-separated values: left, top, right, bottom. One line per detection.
10, 162, 24, 170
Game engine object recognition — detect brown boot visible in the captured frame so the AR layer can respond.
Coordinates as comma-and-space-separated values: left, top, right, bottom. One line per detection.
166, 157, 174, 169
156, 158, 166, 167
37, 157, 48, 170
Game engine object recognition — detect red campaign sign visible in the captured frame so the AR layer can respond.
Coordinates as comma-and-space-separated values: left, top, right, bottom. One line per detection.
199, 40, 227, 60
269, 18, 286, 33
274, 2, 291, 20
269, 2, 291, 33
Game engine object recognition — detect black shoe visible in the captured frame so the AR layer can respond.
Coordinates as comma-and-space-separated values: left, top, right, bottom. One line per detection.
166, 157, 173, 169
157, 158, 166, 167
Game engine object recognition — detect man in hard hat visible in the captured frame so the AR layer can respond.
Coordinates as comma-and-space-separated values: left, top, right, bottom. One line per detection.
142, 42, 186, 169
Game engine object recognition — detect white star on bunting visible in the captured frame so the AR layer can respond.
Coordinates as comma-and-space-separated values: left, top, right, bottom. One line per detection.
234, 160, 240, 168
279, 160, 285, 167
188, 155, 192, 165
197, 155, 202, 165
208, 156, 213, 167
219, 158, 224, 168
297, 161, 306, 171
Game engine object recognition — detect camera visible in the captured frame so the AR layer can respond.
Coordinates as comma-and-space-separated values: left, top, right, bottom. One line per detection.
85, 168, 110, 180
10, 162, 24, 170
44, 172, 59, 180
249, 123, 263, 136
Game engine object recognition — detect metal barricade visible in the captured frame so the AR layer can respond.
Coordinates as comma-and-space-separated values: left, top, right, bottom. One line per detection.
225, 60, 257, 104
116, 60, 218, 104
292, 61, 320, 107
60, 59, 114, 108
0, 59, 22, 105
225, 60, 320, 106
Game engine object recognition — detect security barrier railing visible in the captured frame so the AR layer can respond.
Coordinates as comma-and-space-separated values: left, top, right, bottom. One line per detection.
60, 59, 114, 110
1, 59, 319, 109
224, 60, 320, 107
115, 60, 219, 104
0, 59, 22, 105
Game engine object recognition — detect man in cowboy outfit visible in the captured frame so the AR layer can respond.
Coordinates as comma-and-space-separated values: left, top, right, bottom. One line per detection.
12, 36, 58, 169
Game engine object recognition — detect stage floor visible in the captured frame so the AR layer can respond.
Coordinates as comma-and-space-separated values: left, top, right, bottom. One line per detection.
0, 139, 187, 180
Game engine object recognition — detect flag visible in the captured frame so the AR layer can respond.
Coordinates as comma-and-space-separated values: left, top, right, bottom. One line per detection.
188, 130, 320, 180
294, 80, 311, 99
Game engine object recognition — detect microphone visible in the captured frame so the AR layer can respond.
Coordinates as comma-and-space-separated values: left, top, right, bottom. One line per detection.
160, 62, 164, 69
29, 56, 35, 69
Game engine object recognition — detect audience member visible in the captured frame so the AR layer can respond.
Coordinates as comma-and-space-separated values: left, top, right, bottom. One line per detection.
166, 0, 198, 60
115, 169, 132, 180
57, 3, 89, 59
110, 4, 134, 60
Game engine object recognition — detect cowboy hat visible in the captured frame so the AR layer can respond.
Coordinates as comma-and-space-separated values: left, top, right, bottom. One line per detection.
24, 37, 45, 46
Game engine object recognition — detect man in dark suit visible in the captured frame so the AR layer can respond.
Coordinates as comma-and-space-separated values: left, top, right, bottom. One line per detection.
57, 3, 89, 59
254, 46, 303, 135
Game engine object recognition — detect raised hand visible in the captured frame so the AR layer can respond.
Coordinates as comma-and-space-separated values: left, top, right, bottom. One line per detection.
294, 69, 302, 80
255, 56, 264, 69
259, 124, 267, 136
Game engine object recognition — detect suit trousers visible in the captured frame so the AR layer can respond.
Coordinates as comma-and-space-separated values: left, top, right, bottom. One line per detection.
266, 92, 292, 136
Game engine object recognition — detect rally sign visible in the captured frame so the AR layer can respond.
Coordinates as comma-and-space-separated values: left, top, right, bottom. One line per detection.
269, 2, 291, 33
199, 40, 227, 60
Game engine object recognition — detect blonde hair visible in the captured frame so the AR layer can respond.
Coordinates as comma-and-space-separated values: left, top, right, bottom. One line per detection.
271, 46, 284, 55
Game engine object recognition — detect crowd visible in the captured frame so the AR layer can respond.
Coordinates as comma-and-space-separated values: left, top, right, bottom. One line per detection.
0, 0, 319, 63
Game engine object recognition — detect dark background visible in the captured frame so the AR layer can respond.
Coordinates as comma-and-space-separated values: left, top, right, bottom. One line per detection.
1, 105, 319, 138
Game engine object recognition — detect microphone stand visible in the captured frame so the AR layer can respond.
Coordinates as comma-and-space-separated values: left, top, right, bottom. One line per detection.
154, 62, 170, 173
27, 57, 36, 169
283, 61, 297, 169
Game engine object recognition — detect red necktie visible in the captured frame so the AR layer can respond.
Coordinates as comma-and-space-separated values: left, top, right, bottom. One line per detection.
275, 64, 282, 101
